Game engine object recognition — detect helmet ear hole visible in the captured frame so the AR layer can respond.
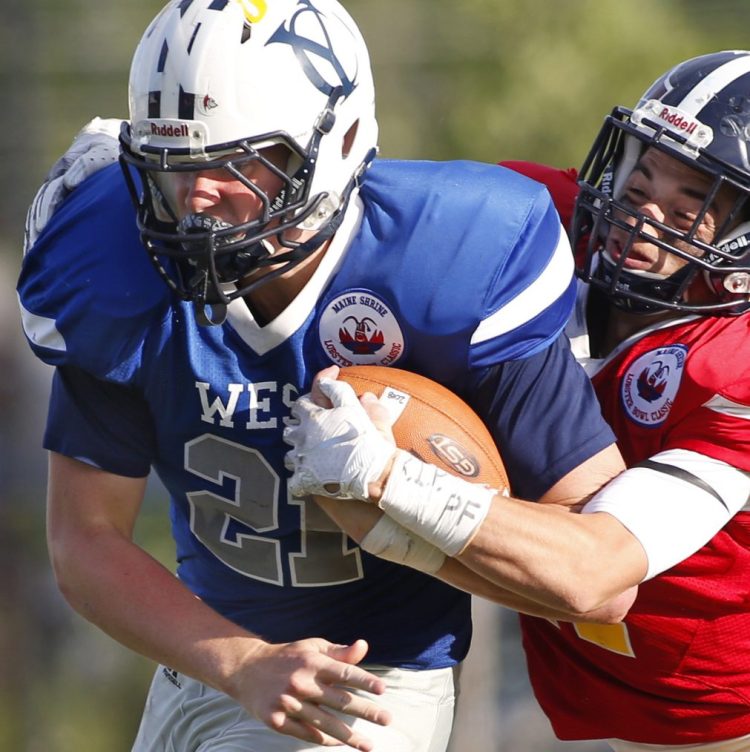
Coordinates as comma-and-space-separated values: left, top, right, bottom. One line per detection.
342, 121, 359, 158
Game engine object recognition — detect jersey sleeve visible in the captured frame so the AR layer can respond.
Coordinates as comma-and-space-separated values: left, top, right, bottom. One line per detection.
499, 160, 592, 269
16, 164, 169, 379
584, 448, 750, 579
498, 161, 579, 231
44, 365, 156, 478
352, 160, 578, 385
467, 333, 616, 500
469, 186, 577, 367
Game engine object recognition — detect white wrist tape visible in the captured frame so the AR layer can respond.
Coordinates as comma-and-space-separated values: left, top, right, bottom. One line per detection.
360, 515, 446, 574
378, 451, 496, 556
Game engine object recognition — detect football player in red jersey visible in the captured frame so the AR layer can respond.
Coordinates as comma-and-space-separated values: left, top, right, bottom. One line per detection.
286, 51, 750, 751
501, 51, 750, 751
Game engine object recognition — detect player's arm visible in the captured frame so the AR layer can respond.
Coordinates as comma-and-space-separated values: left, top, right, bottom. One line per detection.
287, 365, 640, 617
47, 453, 390, 750
443, 444, 750, 613
314, 496, 636, 622
447, 450, 644, 615
287, 369, 749, 615
45, 368, 390, 752
442, 384, 750, 611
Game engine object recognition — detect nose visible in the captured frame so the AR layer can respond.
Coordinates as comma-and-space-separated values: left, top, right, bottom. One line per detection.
179, 170, 227, 215
634, 201, 666, 241
608, 199, 665, 257
638, 200, 666, 224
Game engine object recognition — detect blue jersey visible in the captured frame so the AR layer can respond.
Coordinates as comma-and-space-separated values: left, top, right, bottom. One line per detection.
17, 158, 614, 668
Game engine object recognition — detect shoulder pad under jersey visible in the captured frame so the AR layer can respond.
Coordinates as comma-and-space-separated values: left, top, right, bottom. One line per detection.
17, 164, 170, 378
357, 160, 575, 372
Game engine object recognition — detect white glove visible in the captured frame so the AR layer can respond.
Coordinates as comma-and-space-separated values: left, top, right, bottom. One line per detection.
284, 378, 397, 501
24, 117, 123, 253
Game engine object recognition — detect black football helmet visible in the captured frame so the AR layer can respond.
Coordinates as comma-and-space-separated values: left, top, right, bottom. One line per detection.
573, 50, 750, 314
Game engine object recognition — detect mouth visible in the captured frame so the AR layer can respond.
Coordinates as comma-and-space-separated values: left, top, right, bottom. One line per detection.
606, 238, 657, 272
177, 213, 248, 254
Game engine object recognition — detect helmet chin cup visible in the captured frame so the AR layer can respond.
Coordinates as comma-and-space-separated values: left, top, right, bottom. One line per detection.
173, 213, 282, 313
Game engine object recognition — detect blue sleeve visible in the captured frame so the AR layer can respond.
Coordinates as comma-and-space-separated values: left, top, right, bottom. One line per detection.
470, 186, 577, 366
467, 333, 615, 500
44, 366, 156, 478
17, 164, 168, 378
354, 160, 577, 389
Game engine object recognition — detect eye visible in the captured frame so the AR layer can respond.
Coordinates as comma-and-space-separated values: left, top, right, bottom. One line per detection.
623, 186, 648, 208
671, 207, 701, 232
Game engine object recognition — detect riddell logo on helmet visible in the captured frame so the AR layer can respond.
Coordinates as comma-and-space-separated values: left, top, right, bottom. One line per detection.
658, 107, 698, 135
719, 234, 749, 253
150, 123, 190, 138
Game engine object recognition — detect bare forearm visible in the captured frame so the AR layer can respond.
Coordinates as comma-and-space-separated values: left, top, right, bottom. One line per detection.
51, 526, 260, 697
369, 444, 645, 614
47, 456, 389, 750
435, 555, 636, 622
456, 496, 645, 614
316, 496, 637, 621
50, 526, 390, 750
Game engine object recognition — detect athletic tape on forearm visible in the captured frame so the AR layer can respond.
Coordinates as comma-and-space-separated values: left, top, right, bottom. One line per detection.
360, 515, 446, 574
378, 450, 496, 557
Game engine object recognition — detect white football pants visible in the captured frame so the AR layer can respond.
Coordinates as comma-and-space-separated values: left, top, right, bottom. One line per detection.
132, 663, 457, 752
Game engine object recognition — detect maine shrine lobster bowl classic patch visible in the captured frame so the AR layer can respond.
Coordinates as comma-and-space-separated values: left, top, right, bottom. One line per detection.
318, 289, 406, 367
620, 344, 687, 427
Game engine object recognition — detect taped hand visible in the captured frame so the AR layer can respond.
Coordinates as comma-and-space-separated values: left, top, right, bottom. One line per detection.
284, 377, 397, 501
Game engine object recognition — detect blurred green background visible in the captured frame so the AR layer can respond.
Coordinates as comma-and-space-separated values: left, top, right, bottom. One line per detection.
1, 1, 748, 750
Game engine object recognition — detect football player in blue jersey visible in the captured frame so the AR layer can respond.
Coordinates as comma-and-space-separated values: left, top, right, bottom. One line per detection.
18, 1, 633, 751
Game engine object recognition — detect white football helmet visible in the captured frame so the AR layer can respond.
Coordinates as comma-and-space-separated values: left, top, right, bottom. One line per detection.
120, 0, 378, 323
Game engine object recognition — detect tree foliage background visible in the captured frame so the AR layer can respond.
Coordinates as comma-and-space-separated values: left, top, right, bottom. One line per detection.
1, 1, 749, 750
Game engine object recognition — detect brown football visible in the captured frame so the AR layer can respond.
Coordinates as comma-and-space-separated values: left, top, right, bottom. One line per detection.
337, 365, 509, 492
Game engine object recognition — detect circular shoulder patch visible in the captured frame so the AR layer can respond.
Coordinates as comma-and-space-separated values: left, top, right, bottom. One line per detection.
620, 344, 687, 427
318, 290, 406, 367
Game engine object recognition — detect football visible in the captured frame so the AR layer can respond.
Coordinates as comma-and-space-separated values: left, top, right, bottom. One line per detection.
337, 365, 509, 492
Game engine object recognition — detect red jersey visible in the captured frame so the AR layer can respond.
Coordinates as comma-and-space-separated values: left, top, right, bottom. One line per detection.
521, 313, 750, 743
505, 161, 750, 744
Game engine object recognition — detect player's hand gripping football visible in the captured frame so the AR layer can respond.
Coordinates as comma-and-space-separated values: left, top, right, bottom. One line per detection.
24, 116, 122, 252
284, 366, 398, 501
285, 367, 448, 573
